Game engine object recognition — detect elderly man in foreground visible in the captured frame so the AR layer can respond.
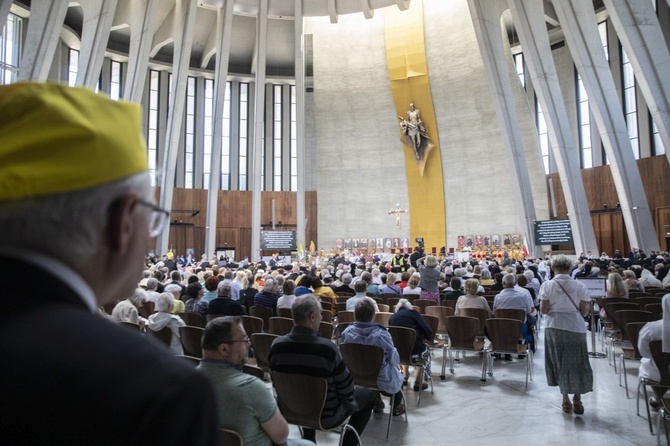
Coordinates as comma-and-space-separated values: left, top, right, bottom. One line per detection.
0, 83, 217, 444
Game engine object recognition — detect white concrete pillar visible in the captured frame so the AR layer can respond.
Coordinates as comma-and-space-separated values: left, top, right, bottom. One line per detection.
553, 0, 660, 253
250, 0, 268, 260
468, 0, 541, 258
295, 0, 306, 257
76, 0, 118, 89
205, 0, 235, 258
507, 0, 598, 255
156, 0, 198, 255
122, 0, 157, 102
0, 1, 12, 30
604, 0, 670, 163
18, 0, 68, 81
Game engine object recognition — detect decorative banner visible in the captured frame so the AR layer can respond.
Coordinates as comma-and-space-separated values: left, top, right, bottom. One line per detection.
385, 2, 446, 254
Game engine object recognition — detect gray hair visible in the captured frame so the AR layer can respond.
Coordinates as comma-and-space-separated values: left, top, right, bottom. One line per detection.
354, 298, 376, 323
164, 284, 182, 298
146, 278, 158, 291
360, 271, 372, 284
425, 255, 438, 268
0, 172, 150, 265
130, 287, 148, 307
481, 269, 492, 280
502, 273, 517, 287
523, 270, 535, 283
292, 294, 322, 324
342, 273, 353, 285
155, 292, 175, 312
217, 281, 231, 297
395, 298, 412, 312
550, 255, 573, 274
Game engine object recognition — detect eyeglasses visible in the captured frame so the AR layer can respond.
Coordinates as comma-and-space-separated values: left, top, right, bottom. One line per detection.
137, 199, 170, 238
224, 337, 251, 345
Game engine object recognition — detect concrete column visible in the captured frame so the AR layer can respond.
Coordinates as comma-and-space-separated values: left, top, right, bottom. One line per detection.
0, 1, 12, 31
194, 76, 205, 188
553, 0, 660, 253
282, 83, 291, 192
76, 0, 118, 89
604, 0, 670, 163
468, 0, 541, 258
295, 0, 306, 257
18, 0, 68, 81
122, 0, 157, 102
507, 0, 598, 255
250, 0, 268, 259
265, 83, 274, 191
156, 0, 198, 256
205, 0, 235, 258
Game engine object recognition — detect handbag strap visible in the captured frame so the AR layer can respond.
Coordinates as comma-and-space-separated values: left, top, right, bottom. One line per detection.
554, 279, 581, 312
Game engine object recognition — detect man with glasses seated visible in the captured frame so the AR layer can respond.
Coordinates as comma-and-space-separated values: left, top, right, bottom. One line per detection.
198, 317, 314, 446
0, 83, 217, 443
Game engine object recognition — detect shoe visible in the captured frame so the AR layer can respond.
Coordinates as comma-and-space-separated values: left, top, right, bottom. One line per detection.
413, 382, 428, 391
373, 394, 385, 413
573, 396, 584, 415
504, 354, 513, 362
393, 403, 406, 416
650, 397, 661, 412
402, 379, 408, 387
562, 401, 573, 414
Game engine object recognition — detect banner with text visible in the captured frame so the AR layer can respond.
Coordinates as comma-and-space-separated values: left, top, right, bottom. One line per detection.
261, 231, 297, 251
534, 219, 573, 245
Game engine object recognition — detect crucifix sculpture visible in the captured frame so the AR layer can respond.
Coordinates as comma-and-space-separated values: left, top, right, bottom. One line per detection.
387, 203, 408, 229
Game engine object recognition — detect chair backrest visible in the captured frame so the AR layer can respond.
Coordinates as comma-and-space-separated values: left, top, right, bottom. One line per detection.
206, 313, 226, 322
268, 317, 295, 336
612, 310, 652, 341
176, 355, 201, 367
649, 340, 670, 399
373, 312, 393, 327
337, 310, 355, 323
444, 316, 479, 350
339, 343, 384, 389
138, 301, 155, 318
250, 306, 273, 330
377, 303, 390, 313
625, 322, 648, 359
337, 293, 353, 300
272, 372, 328, 430
421, 314, 439, 342
387, 297, 401, 310
147, 326, 172, 347
336, 302, 348, 313
218, 428, 243, 446
371, 296, 383, 306
318, 321, 334, 340
336, 322, 352, 341
604, 302, 639, 328
634, 296, 662, 310
441, 300, 456, 311
493, 308, 526, 324
178, 311, 206, 328
388, 326, 417, 365
179, 326, 205, 358
241, 315, 264, 335
485, 318, 524, 353
415, 299, 438, 314
277, 308, 293, 318
425, 305, 453, 333
251, 333, 279, 372
459, 307, 489, 337
321, 309, 333, 323
320, 301, 333, 312
380, 293, 401, 304
242, 364, 265, 380
645, 303, 663, 321
119, 321, 141, 331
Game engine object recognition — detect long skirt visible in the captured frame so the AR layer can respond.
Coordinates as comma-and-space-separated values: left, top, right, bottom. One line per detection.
420, 289, 440, 304
544, 328, 593, 395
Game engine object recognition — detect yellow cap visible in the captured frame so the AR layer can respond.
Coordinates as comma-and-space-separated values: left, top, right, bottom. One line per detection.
0, 82, 148, 200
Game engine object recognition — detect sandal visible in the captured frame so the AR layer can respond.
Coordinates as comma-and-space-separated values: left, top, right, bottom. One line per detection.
413, 382, 428, 391
562, 401, 573, 414
573, 397, 584, 415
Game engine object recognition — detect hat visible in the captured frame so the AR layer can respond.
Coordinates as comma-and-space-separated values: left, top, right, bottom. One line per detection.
138, 278, 149, 288
166, 252, 174, 259
0, 82, 148, 200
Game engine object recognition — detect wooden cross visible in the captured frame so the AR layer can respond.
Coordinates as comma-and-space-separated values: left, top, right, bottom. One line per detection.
387, 203, 408, 229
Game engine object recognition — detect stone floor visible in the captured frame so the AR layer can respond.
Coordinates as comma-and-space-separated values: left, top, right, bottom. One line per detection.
287, 322, 661, 446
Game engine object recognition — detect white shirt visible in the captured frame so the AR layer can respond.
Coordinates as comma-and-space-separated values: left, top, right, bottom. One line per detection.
638, 320, 662, 383
539, 274, 591, 333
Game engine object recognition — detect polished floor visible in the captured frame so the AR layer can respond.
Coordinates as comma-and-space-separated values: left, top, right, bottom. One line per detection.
287, 322, 661, 446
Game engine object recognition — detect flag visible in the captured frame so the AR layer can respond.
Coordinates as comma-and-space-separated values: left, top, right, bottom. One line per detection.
298, 242, 304, 260
522, 236, 529, 258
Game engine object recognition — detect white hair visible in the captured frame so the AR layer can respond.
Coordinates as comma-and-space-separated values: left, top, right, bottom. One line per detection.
164, 284, 182, 297
0, 172, 150, 264
155, 292, 175, 312
130, 287, 148, 307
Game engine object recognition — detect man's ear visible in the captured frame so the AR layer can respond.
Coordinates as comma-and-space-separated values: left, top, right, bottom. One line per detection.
108, 194, 138, 254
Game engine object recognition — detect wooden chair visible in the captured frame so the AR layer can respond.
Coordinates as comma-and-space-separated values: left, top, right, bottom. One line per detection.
442, 316, 486, 380
339, 343, 407, 439
320, 301, 333, 312
119, 321, 141, 331
138, 301, 155, 318
318, 321, 334, 340
370, 296, 383, 306
459, 307, 489, 339
441, 299, 457, 311
147, 326, 172, 348
206, 313, 226, 322
243, 364, 265, 380
176, 355, 201, 367
271, 372, 361, 446
250, 333, 279, 374
336, 293, 353, 301
634, 296, 662, 310
377, 303, 390, 313
421, 314, 439, 345
602, 302, 639, 359
337, 311, 355, 323
380, 293, 402, 304
249, 306, 273, 331
425, 306, 453, 343
179, 326, 205, 358
645, 303, 663, 321
646, 340, 670, 436
610, 310, 652, 373
484, 318, 532, 390
387, 297, 401, 310
373, 311, 393, 327
277, 307, 293, 319
321, 309, 333, 323
218, 428, 243, 446
336, 302, 348, 313
389, 326, 433, 405
240, 315, 264, 336
178, 311, 205, 328
493, 308, 526, 324
619, 321, 647, 398
335, 322, 352, 345
415, 299, 438, 314
268, 317, 294, 336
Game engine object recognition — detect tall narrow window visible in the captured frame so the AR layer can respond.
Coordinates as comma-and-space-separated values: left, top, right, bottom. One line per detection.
203, 79, 214, 190
184, 77, 196, 189
221, 81, 231, 190
109, 60, 122, 100
0, 13, 22, 84
598, 21, 609, 62
290, 85, 297, 191
652, 118, 665, 155
239, 83, 249, 191
621, 48, 639, 159
147, 70, 160, 187
576, 73, 593, 168
273, 85, 283, 191
536, 98, 550, 174
513, 52, 524, 89
68, 49, 79, 87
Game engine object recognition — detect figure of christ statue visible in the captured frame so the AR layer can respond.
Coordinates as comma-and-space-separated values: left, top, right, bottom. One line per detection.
399, 103, 430, 160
